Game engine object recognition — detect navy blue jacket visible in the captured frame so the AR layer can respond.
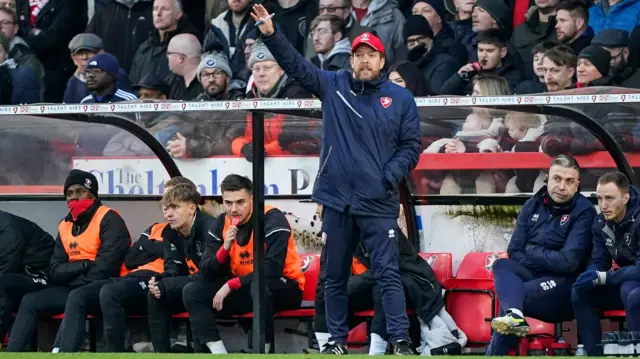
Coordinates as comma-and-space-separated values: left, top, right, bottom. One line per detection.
508, 186, 596, 276
588, 186, 640, 285
261, 29, 421, 218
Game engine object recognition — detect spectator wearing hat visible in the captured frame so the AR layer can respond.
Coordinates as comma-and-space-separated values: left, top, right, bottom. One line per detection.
80, 53, 137, 104
576, 45, 614, 87
404, 15, 461, 94
309, 14, 351, 71
592, 29, 640, 88
165, 33, 202, 100
0, 7, 44, 100
412, 0, 468, 64
589, 0, 640, 35
442, 28, 524, 95
0, 32, 39, 104
511, 0, 559, 80
304, 0, 373, 59
195, 52, 242, 101
64, 33, 132, 104
555, 0, 593, 55
132, 74, 170, 100
6, 169, 130, 352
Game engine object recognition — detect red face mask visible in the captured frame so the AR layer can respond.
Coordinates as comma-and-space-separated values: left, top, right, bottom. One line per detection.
68, 199, 94, 220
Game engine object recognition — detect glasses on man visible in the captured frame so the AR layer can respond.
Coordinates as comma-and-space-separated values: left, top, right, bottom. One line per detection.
310, 28, 332, 38
0, 1, 16, 9
200, 69, 226, 80
83, 68, 105, 77
252, 64, 277, 74
318, 5, 345, 13
0, 20, 14, 27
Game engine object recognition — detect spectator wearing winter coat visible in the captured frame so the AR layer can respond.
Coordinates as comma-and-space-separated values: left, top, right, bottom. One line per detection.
86, 0, 154, 73
513, 40, 558, 94
441, 29, 523, 95
351, 0, 407, 65
589, 0, 640, 34
310, 15, 351, 71
412, 0, 468, 64
304, 0, 373, 60
0, 7, 43, 101
447, 0, 476, 54
388, 61, 432, 95
80, 53, 137, 103
541, 44, 576, 91
555, 0, 593, 55
592, 29, 640, 89
404, 15, 461, 94
0, 32, 39, 104
263, 0, 318, 55
165, 33, 202, 100
202, 0, 253, 81
576, 45, 614, 87
511, 0, 559, 80
128, 0, 200, 84
64, 33, 132, 104
15, 0, 87, 103
503, 111, 546, 193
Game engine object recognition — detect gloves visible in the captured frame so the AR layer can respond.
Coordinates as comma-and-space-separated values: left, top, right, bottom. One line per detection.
241, 143, 253, 163
573, 270, 607, 291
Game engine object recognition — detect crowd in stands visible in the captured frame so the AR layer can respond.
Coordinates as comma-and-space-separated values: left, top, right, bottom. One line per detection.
0, 0, 639, 106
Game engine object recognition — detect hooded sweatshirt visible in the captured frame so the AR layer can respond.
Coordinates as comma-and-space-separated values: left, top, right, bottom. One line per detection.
311, 38, 351, 71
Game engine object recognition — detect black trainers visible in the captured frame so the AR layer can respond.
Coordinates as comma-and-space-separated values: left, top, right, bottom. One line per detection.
393, 340, 415, 355
491, 310, 530, 337
322, 342, 348, 355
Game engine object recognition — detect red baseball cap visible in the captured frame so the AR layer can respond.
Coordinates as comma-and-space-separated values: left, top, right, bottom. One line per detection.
351, 32, 385, 56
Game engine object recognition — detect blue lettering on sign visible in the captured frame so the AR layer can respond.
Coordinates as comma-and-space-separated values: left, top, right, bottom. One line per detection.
89, 168, 281, 195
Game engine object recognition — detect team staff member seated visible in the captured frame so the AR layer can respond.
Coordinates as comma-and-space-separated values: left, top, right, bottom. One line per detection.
183, 174, 304, 354
6, 170, 131, 352
572, 172, 640, 356
486, 155, 596, 355
147, 183, 217, 353
98, 176, 200, 352
0, 211, 54, 348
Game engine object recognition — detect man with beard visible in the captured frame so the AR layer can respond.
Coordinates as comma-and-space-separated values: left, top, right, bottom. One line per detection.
591, 29, 640, 88
80, 53, 137, 104
555, 0, 593, 55
441, 29, 523, 95
251, 4, 420, 355
411, 0, 468, 64
486, 155, 596, 355
572, 172, 640, 356
541, 44, 576, 92
309, 14, 351, 71
403, 15, 460, 94
194, 52, 241, 101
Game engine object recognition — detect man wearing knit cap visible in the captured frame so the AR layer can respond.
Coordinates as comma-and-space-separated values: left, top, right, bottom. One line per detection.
511, 0, 559, 80
472, 0, 511, 33
252, 4, 419, 355
194, 52, 236, 101
591, 29, 640, 88
576, 45, 613, 87
412, 0, 468, 63
404, 14, 461, 94
80, 53, 138, 104
7, 170, 131, 352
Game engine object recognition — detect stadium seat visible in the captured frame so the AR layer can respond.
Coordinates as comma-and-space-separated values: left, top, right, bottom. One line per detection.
444, 252, 507, 346
418, 252, 453, 287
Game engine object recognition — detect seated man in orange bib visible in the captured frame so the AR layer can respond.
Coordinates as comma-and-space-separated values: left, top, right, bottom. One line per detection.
183, 174, 304, 354
7, 170, 131, 352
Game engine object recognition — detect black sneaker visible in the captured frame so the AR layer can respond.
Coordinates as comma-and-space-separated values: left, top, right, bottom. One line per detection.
322, 342, 348, 355
491, 310, 530, 337
393, 340, 415, 355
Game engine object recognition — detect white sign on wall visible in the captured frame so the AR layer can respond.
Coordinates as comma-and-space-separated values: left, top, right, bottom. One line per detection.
72, 156, 320, 195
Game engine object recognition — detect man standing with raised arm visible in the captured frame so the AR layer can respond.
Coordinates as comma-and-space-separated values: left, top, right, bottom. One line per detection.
250, 5, 421, 355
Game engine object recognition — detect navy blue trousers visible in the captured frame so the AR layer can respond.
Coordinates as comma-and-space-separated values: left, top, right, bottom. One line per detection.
572, 280, 640, 356
486, 258, 575, 355
321, 206, 409, 344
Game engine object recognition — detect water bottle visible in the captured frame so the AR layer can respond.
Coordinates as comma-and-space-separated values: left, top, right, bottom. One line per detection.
603, 331, 620, 357
575, 344, 587, 356
618, 331, 634, 357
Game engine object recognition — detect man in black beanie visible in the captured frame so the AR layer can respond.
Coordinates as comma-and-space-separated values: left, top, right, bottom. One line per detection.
576, 45, 614, 87
412, 0, 468, 63
404, 14, 461, 94
7, 170, 131, 352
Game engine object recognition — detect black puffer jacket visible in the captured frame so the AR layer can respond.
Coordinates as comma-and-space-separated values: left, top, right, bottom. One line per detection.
0, 210, 54, 278
128, 15, 201, 84
86, 0, 154, 73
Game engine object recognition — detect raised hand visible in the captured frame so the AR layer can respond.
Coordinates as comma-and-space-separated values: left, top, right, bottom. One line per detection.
250, 4, 274, 36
